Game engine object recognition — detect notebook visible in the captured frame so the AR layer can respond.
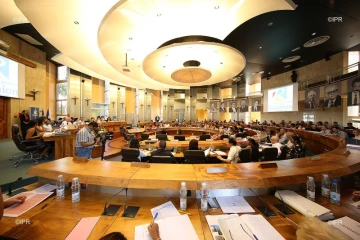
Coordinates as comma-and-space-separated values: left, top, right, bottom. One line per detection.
329, 216, 360, 240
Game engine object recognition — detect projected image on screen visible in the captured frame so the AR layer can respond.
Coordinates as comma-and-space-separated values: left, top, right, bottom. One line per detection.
267, 85, 294, 112
0, 55, 25, 98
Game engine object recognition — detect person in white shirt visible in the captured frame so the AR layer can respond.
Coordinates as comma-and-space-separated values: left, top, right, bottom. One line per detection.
43, 118, 53, 132
270, 136, 282, 157
353, 129, 360, 140
320, 125, 331, 134
285, 132, 295, 149
217, 138, 241, 163
60, 117, 72, 128
77, 117, 86, 125
278, 128, 288, 144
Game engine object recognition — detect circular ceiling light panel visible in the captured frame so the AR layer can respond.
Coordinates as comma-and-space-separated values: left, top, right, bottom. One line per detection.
172, 67, 212, 83
142, 41, 246, 86
282, 55, 301, 63
304, 36, 330, 47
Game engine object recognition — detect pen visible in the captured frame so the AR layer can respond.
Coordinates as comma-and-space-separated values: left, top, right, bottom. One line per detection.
41, 204, 48, 210
152, 212, 158, 224
228, 230, 234, 240
244, 223, 258, 240
279, 211, 299, 228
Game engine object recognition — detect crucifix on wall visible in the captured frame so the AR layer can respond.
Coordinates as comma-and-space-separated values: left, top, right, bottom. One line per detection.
85, 98, 91, 106
111, 101, 116, 108
72, 96, 79, 105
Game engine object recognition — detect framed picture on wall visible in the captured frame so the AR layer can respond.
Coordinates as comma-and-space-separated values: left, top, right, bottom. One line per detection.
209, 102, 217, 113
304, 87, 320, 109
219, 102, 227, 112
347, 77, 360, 106
323, 82, 341, 108
252, 98, 261, 112
239, 99, 248, 112
229, 101, 237, 112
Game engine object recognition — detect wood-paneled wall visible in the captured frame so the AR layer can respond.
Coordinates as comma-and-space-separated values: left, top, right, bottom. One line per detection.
92, 78, 105, 103
46, 61, 56, 120
125, 87, 136, 114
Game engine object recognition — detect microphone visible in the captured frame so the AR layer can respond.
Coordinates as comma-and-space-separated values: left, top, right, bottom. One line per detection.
273, 188, 294, 215
248, 188, 276, 217
102, 187, 126, 216
122, 188, 129, 216
8, 177, 25, 196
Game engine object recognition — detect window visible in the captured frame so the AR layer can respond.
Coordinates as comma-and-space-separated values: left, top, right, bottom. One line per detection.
56, 83, 67, 100
348, 51, 359, 72
56, 101, 67, 116
303, 113, 315, 123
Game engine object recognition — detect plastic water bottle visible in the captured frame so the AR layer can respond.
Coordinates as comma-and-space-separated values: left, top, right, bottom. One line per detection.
56, 175, 65, 199
330, 179, 340, 205
306, 176, 315, 201
71, 177, 80, 203
180, 182, 187, 210
200, 182, 208, 211
321, 174, 330, 198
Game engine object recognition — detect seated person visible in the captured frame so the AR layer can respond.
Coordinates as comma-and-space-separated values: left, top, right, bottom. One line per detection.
332, 126, 349, 139
344, 122, 356, 130
212, 129, 224, 140
25, 120, 50, 159
151, 140, 175, 161
353, 129, 360, 140
320, 125, 331, 134
353, 191, 360, 198
309, 124, 320, 132
129, 139, 147, 161
1, 188, 27, 220
278, 128, 288, 144
43, 118, 53, 132
288, 135, 304, 159
285, 132, 295, 149
188, 139, 201, 150
270, 136, 282, 157
216, 138, 241, 163
247, 138, 260, 162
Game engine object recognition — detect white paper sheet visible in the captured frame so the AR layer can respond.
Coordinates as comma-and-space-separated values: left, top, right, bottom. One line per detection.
134, 214, 199, 240
31, 184, 57, 193
150, 201, 180, 220
329, 216, 360, 240
216, 196, 255, 213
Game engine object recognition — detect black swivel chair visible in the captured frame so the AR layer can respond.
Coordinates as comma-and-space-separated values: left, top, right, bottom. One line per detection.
156, 134, 168, 140
124, 131, 135, 146
261, 147, 279, 161
300, 142, 307, 157
174, 135, 185, 141
238, 148, 251, 163
11, 124, 46, 168
141, 134, 150, 141
120, 148, 140, 162
183, 150, 206, 164
150, 156, 176, 164
278, 145, 288, 160
236, 132, 247, 138
220, 135, 229, 140
199, 134, 211, 141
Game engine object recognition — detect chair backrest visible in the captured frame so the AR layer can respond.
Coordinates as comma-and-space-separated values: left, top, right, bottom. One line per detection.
301, 142, 306, 157
174, 135, 185, 141
150, 156, 176, 164
156, 134, 168, 140
183, 150, 206, 164
12, 124, 27, 151
236, 132, 247, 138
199, 134, 211, 141
238, 148, 251, 163
220, 135, 229, 140
120, 148, 140, 162
278, 145, 288, 160
262, 147, 278, 161
141, 134, 150, 141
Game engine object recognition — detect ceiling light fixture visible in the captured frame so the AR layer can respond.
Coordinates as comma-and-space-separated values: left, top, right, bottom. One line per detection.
279, 57, 282, 59
157, 13, 161, 17
129, 37, 133, 40
268, 22, 273, 26
259, 46, 262, 49
291, 47, 300, 52
268, 72, 271, 74
284, 65, 291, 68
74, 21, 79, 24
304, 36, 330, 48
214, 6, 220, 9
312, 32, 316, 36
258, 71, 264, 74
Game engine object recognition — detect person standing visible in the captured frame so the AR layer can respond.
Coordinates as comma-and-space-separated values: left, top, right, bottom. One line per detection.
20, 110, 30, 138
75, 122, 100, 159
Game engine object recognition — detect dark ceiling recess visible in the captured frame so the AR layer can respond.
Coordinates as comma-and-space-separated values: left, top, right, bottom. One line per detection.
183, 60, 201, 67
1, 0, 360, 80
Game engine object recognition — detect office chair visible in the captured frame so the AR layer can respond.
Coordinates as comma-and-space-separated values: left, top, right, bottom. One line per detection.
199, 134, 211, 141
300, 142, 307, 157
156, 134, 168, 140
10, 124, 46, 168
278, 145, 288, 160
261, 147, 278, 161
141, 134, 150, 141
174, 135, 185, 141
150, 156, 176, 164
183, 150, 206, 164
238, 148, 251, 163
123, 131, 135, 146
120, 148, 140, 162
220, 135, 229, 140
235, 132, 247, 138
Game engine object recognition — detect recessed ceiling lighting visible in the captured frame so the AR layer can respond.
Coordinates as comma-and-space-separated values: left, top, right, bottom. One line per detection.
258, 71, 264, 74
279, 57, 282, 59
214, 6, 220, 9
157, 13, 161, 17
259, 46, 262, 49
163, 66, 166, 68
220, 62, 223, 64
268, 72, 271, 74
291, 47, 300, 52
284, 65, 291, 68
312, 32, 316, 36
129, 37, 133, 40
74, 21, 79, 24
268, 22, 273, 26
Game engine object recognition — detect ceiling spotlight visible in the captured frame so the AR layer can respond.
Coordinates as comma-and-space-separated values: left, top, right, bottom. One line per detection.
284, 65, 291, 68
214, 6, 220, 9
259, 46, 262, 49
258, 71, 264, 74
157, 13, 161, 17
220, 62, 223, 64
279, 57, 282, 59
163, 66, 166, 68
312, 32, 316, 36
129, 37, 133, 40
291, 47, 300, 52
268, 72, 271, 74
268, 22, 273, 26
74, 21, 79, 24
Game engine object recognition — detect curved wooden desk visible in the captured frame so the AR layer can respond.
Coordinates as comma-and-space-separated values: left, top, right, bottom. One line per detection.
27, 132, 360, 190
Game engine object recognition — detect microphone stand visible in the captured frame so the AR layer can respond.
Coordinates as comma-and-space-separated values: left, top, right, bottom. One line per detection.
273, 188, 295, 215
248, 188, 276, 217
102, 187, 126, 216
121, 188, 140, 218
7, 177, 27, 196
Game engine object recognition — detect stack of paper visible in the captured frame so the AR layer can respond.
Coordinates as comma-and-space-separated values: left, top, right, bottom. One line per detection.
65, 217, 100, 240
329, 216, 360, 240
206, 214, 285, 240
4, 191, 52, 217
135, 201, 198, 240
275, 190, 333, 220
216, 196, 255, 213
31, 184, 57, 193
